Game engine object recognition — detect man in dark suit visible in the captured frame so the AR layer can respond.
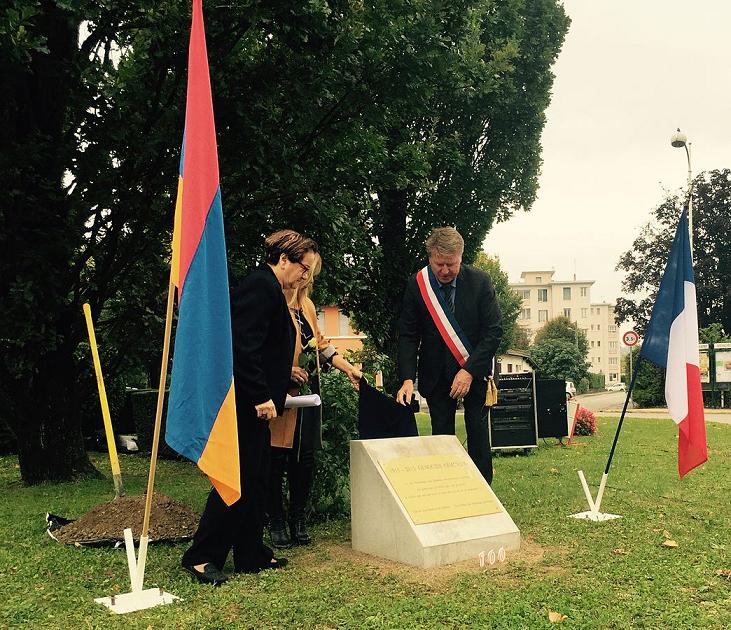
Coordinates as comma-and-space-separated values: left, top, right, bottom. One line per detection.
182, 230, 318, 584
396, 227, 502, 483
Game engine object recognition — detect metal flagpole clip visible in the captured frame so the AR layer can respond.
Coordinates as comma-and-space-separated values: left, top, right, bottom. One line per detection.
569, 470, 621, 522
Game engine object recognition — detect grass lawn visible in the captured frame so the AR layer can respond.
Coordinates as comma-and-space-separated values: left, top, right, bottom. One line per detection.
1, 417, 730, 629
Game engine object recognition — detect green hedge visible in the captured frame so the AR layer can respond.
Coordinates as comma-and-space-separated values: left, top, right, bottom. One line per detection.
310, 370, 360, 520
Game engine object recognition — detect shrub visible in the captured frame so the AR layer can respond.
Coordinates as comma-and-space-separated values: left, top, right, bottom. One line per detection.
573, 406, 597, 436
346, 342, 396, 391
310, 369, 360, 520
588, 372, 605, 391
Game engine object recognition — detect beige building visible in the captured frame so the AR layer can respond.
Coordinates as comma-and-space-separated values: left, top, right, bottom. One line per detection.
317, 305, 367, 355
510, 271, 621, 385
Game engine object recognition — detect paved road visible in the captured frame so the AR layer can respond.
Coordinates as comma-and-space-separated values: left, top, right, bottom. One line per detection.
576, 390, 731, 425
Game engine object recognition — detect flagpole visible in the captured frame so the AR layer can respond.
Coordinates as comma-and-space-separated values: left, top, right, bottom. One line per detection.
136, 277, 176, 589
570, 352, 642, 520
603, 354, 642, 476
94, 276, 180, 612
590, 354, 643, 513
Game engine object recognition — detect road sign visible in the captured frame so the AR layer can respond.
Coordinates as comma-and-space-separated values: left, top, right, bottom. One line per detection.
622, 330, 639, 346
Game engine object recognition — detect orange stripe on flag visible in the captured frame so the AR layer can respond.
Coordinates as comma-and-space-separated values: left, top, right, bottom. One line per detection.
198, 381, 240, 505
171, 176, 184, 289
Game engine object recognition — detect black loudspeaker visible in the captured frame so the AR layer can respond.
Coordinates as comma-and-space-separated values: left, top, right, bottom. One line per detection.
489, 373, 538, 450
535, 378, 569, 438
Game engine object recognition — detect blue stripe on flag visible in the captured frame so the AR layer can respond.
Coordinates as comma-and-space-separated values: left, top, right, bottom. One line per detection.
166, 187, 233, 461
639, 210, 693, 369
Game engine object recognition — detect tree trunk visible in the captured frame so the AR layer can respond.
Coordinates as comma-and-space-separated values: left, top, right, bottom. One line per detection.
12, 345, 100, 484
375, 187, 412, 392
15, 412, 99, 485
0, 4, 101, 484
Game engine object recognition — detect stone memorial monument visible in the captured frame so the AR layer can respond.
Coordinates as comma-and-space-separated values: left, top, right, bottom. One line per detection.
351, 435, 520, 568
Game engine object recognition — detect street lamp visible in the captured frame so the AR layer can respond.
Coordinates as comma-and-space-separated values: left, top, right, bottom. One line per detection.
670, 128, 693, 252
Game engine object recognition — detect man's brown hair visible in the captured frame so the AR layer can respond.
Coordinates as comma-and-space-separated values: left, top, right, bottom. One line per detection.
425, 227, 464, 257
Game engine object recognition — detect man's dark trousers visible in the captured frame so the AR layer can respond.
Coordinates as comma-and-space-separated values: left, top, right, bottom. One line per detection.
427, 377, 492, 484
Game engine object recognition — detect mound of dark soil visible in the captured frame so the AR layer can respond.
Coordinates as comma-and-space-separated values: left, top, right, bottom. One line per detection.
52, 493, 198, 545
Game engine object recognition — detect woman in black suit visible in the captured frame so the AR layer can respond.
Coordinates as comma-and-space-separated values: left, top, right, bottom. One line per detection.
182, 229, 318, 584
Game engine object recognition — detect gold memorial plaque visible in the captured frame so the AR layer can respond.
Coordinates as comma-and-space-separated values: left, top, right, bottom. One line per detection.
379, 454, 501, 525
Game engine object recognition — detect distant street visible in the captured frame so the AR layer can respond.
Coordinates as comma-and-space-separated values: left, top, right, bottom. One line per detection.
575, 390, 626, 413
576, 391, 731, 425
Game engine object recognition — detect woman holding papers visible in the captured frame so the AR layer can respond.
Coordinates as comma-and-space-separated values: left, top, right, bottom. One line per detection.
181, 230, 318, 585
268, 253, 362, 548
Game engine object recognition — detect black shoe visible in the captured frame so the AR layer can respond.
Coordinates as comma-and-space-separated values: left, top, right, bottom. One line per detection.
265, 556, 289, 571
182, 562, 228, 586
290, 518, 311, 546
269, 518, 293, 549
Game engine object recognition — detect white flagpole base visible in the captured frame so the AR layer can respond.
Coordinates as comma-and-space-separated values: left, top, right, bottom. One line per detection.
569, 510, 621, 522
95, 528, 179, 614
569, 470, 622, 522
94, 588, 179, 614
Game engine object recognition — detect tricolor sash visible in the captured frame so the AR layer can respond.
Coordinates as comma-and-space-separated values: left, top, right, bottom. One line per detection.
415, 266, 473, 366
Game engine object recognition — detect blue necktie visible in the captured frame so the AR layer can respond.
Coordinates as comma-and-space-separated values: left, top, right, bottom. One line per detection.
441, 284, 455, 313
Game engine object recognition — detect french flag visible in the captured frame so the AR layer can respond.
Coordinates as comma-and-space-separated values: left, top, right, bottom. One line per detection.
639, 209, 707, 477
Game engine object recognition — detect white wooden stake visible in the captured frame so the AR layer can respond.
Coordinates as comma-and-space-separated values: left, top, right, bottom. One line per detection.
569, 470, 621, 522
95, 529, 179, 614
577, 470, 596, 512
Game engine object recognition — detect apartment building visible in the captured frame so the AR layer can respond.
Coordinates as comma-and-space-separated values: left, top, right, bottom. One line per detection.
510, 271, 621, 384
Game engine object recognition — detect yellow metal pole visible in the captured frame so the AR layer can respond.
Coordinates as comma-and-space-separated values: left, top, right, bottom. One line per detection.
83, 303, 125, 498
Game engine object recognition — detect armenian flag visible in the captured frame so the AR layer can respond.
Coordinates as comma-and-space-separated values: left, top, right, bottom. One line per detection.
165, 0, 240, 505
639, 209, 707, 478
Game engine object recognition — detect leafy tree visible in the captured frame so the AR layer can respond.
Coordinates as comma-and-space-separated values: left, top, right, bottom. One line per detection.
472, 252, 522, 355
533, 316, 589, 358
1, 1, 194, 483
530, 338, 589, 384
1, 0, 569, 483
616, 169, 731, 336
699, 323, 731, 344
336, 0, 570, 376
622, 347, 665, 408
512, 325, 532, 350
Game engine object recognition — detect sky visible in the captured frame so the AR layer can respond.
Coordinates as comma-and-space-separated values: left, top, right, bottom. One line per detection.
484, 0, 731, 315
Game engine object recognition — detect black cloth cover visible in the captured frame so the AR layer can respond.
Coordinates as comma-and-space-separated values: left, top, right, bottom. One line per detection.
357, 378, 419, 440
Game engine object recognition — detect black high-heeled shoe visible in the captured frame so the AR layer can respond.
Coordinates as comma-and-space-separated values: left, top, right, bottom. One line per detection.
182, 562, 228, 586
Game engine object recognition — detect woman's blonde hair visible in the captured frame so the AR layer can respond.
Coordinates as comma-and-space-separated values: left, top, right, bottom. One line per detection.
286, 251, 322, 308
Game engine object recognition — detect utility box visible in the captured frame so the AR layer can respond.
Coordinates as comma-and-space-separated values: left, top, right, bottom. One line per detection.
489, 374, 571, 452
489, 373, 538, 452
535, 378, 569, 439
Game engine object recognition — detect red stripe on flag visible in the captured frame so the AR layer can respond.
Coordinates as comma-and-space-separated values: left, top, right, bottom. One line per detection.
678, 363, 707, 478
179, 0, 220, 293
416, 271, 466, 367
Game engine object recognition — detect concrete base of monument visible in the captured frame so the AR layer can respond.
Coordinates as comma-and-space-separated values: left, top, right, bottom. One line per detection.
350, 435, 520, 568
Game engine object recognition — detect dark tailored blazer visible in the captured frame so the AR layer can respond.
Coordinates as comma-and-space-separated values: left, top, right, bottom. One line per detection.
230, 265, 295, 417
397, 264, 503, 397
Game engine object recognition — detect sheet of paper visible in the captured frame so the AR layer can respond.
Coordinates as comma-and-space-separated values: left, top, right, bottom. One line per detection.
284, 393, 321, 409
